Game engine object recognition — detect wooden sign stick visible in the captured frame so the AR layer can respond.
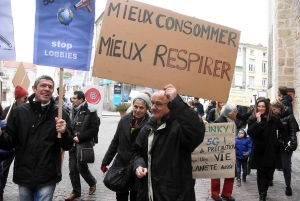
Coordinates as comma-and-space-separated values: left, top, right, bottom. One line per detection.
5, 73, 28, 121
57, 68, 64, 138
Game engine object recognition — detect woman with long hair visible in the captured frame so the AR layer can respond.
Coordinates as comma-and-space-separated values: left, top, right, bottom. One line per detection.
247, 99, 288, 201
271, 99, 298, 196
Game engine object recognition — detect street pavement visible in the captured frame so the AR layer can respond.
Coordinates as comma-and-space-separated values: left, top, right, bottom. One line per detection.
3, 112, 300, 201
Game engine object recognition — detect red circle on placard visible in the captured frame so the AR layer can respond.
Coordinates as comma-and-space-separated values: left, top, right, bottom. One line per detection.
85, 88, 101, 104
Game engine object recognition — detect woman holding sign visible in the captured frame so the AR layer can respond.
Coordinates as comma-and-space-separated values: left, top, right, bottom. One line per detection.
247, 99, 288, 201
211, 103, 237, 201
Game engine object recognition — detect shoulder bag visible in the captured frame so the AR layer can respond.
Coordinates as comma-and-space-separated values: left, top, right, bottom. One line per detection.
76, 141, 95, 164
103, 160, 134, 192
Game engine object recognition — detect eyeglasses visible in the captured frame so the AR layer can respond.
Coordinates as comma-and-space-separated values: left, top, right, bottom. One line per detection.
151, 102, 168, 107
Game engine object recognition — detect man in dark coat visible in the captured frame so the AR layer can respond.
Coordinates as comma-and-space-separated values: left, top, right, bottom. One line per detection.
133, 84, 205, 201
278, 86, 293, 110
0, 75, 74, 201
194, 97, 204, 117
65, 91, 100, 201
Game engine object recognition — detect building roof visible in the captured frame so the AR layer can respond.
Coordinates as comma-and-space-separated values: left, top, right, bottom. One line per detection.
3, 61, 36, 69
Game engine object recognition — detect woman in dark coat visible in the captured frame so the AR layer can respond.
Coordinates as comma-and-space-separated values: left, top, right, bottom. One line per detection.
101, 93, 151, 201
207, 101, 224, 123
247, 99, 288, 201
271, 99, 298, 196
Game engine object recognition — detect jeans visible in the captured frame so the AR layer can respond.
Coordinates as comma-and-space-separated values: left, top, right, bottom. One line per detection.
236, 158, 247, 179
281, 150, 293, 187
19, 184, 56, 201
69, 147, 96, 196
0, 153, 15, 192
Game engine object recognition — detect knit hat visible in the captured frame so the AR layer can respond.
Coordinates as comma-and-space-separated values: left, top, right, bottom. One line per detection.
15, 85, 29, 99
133, 92, 151, 109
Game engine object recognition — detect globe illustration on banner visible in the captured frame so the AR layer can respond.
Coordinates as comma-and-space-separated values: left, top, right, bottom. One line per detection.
57, 8, 73, 26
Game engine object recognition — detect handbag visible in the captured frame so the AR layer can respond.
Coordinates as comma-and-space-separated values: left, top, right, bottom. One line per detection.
76, 141, 95, 164
103, 160, 134, 192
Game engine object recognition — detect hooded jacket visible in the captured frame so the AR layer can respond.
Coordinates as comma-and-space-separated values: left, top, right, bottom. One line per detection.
0, 93, 74, 187
133, 95, 205, 201
235, 129, 252, 159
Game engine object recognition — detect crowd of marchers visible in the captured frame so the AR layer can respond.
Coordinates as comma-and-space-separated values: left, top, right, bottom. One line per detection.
0, 78, 297, 201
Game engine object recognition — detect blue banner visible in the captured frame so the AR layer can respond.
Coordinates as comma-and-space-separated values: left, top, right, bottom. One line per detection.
0, 0, 16, 61
33, 0, 95, 71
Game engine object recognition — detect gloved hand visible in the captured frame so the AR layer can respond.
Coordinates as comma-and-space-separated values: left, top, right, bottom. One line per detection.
101, 164, 108, 173
284, 141, 292, 152
243, 152, 250, 158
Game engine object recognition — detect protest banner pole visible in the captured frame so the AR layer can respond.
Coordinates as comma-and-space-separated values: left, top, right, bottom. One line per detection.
5, 73, 28, 121
57, 68, 64, 138
4, 100, 15, 122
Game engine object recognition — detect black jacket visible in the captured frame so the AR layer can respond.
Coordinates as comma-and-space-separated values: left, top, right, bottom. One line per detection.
2, 102, 18, 120
194, 103, 204, 117
247, 115, 288, 169
102, 112, 149, 167
133, 95, 205, 201
207, 108, 217, 123
71, 102, 100, 144
234, 105, 249, 129
102, 111, 149, 191
281, 95, 293, 111
278, 106, 298, 151
0, 93, 74, 188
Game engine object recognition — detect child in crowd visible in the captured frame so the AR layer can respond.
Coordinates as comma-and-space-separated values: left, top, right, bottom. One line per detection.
235, 129, 252, 187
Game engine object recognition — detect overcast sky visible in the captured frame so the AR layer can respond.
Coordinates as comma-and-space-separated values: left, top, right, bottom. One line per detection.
10, 0, 268, 63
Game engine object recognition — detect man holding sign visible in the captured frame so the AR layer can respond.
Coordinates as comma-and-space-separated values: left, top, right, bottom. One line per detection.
0, 75, 74, 201
133, 84, 205, 201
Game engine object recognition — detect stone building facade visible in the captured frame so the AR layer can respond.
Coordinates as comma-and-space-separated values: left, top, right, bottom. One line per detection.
269, 0, 300, 146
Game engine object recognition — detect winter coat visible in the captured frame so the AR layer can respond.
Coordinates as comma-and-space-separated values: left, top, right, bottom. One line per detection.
102, 111, 150, 191
234, 106, 249, 129
194, 103, 204, 117
281, 95, 293, 111
133, 95, 205, 201
235, 129, 252, 160
247, 115, 288, 169
70, 102, 100, 144
2, 103, 17, 120
0, 93, 74, 188
207, 108, 218, 123
278, 106, 298, 151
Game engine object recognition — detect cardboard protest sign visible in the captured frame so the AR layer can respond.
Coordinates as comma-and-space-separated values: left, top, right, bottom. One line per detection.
93, 0, 240, 102
227, 88, 252, 107
12, 62, 30, 90
192, 122, 236, 179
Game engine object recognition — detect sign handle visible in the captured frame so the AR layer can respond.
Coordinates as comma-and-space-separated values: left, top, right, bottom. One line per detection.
57, 68, 64, 138
4, 100, 16, 122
